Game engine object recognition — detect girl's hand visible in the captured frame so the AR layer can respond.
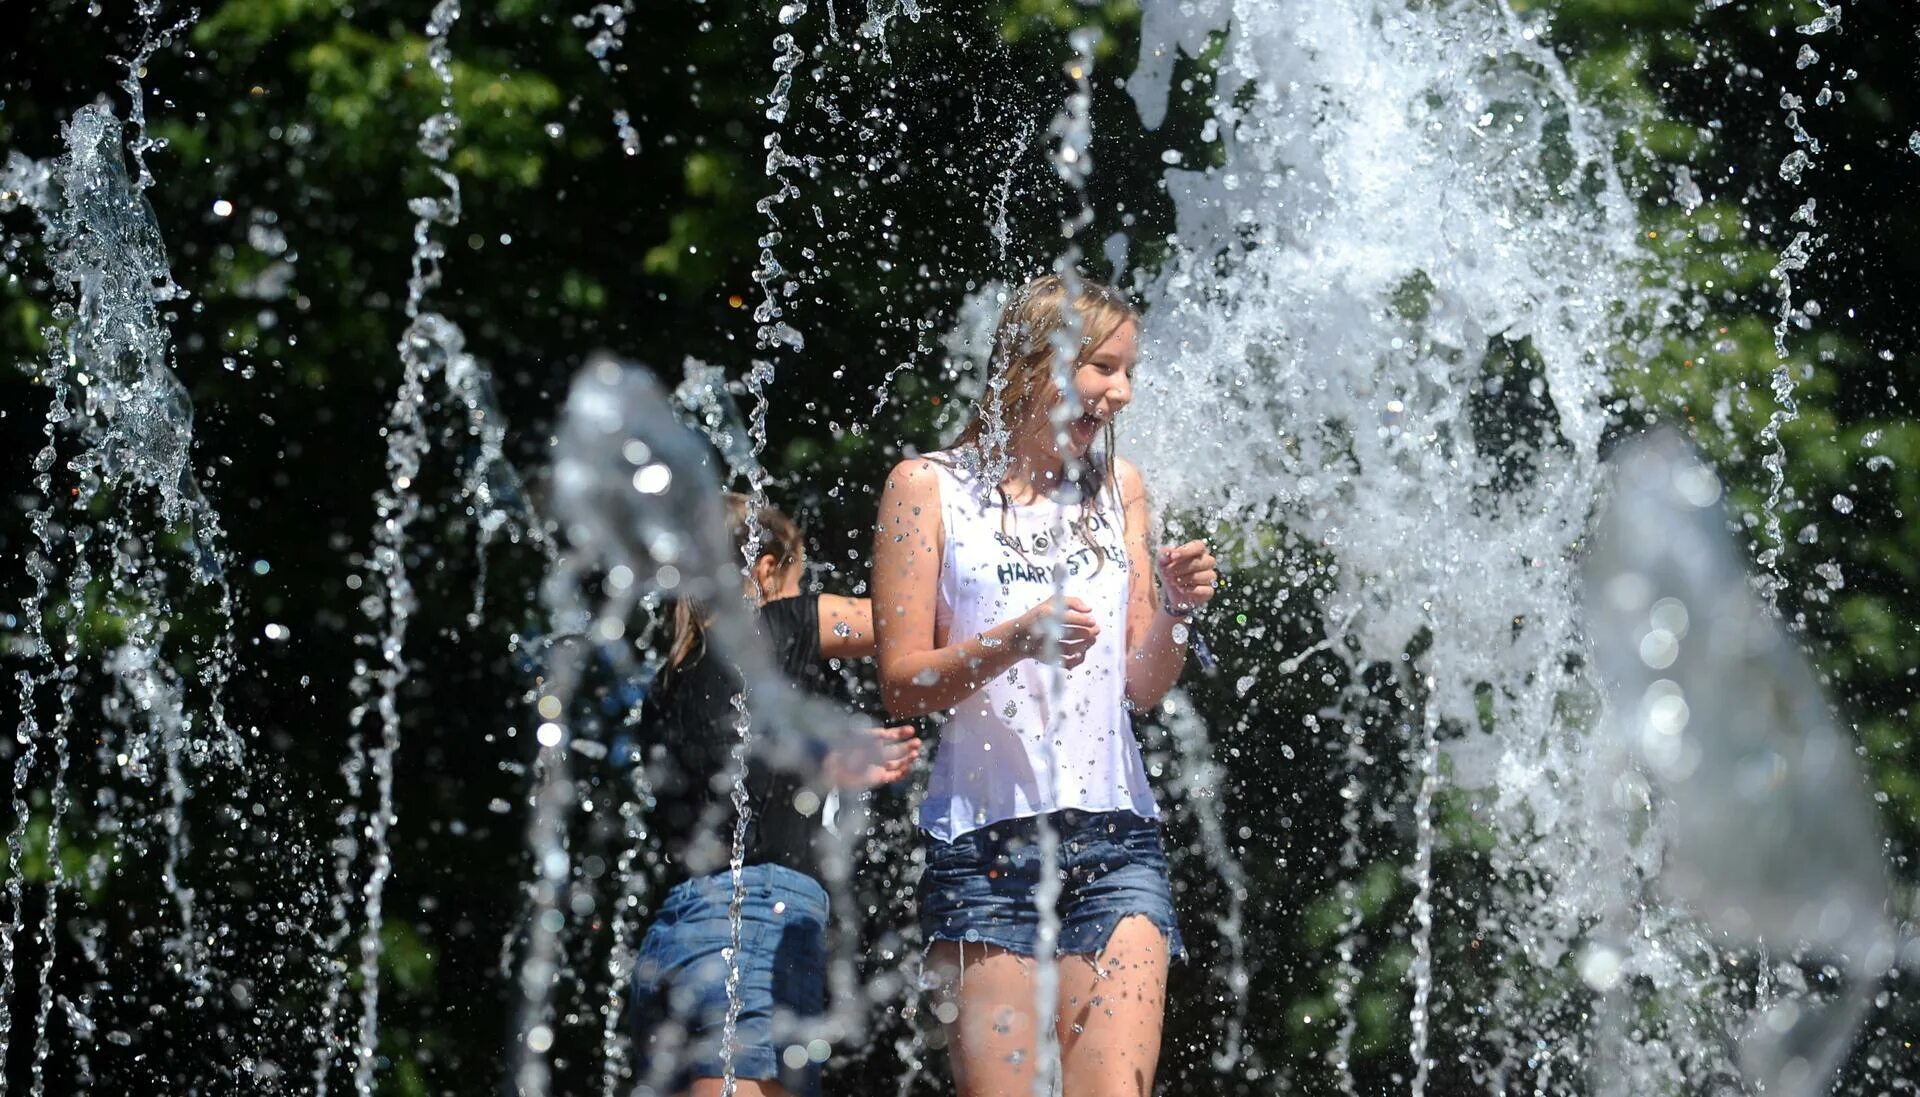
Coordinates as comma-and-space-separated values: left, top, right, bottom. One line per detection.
824, 724, 922, 790
1015, 596, 1100, 669
1156, 540, 1217, 617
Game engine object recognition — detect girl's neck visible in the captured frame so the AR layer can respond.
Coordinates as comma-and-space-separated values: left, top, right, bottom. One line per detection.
997, 424, 1073, 503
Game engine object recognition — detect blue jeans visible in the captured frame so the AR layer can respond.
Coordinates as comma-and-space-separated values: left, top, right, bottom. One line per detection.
629, 864, 829, 1097
919, 809, 1185, 960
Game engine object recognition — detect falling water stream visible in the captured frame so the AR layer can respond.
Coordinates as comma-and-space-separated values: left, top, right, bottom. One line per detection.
337, 4, 470, 1093
3, 46, 246, 1084
2, 1, 1912, 1095
1754, 2, 1846, 609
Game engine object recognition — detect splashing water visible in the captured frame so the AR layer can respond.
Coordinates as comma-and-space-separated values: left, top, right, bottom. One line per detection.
4, 99, 239, 1090
1117, 0, 1726, 1088
574, 2, 640, 154
1112, 0, 1906, 1091
5, 0, 1913, 1092
1755, 3, 1845, 609
1585, 429, 1895, 1097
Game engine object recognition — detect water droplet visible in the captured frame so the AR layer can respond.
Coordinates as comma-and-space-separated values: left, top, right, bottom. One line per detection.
1779, 149, 1812, 183
1578, 945, 1623, 990
1637, 628, 1679, 669
1649, 597, 1689, 638
633, 463, 672, 494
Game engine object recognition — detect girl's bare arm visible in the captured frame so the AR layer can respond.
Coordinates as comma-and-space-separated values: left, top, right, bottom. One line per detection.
1119, 458, 1195, 711
818, 594, 875, 660
871, 458, 1043, 720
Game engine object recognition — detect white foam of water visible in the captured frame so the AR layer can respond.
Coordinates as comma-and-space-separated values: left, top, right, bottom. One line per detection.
1119, 0, 1685, 1084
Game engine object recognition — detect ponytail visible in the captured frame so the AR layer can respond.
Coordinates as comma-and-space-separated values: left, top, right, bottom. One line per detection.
660, 493, 805, 679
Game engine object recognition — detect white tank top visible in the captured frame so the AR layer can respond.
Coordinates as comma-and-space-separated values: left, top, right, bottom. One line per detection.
918, 451, 1160, 842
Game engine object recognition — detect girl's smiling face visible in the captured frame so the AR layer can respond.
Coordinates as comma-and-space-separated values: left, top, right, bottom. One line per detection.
1059, 319, 1137, 457
959, 274, 1140, 475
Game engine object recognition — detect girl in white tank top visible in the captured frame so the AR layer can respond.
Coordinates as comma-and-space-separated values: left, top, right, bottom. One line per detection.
917, 452, 1156, 841
871, 274, 1219, 1097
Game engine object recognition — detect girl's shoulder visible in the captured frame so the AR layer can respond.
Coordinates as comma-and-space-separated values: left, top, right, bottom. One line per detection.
1109, 455, 1147, 508
890, 449, 979, 505
886, 451, 952, 488
913, 448, 975, 482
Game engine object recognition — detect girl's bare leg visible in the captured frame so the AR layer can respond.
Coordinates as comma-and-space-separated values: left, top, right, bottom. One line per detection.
928, 940, 1043, 1097
1055, 915, 1169, 1097
687, 1077, 791, 1097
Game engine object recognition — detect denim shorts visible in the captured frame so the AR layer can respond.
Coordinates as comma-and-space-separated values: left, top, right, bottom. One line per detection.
629, 863, 829, 1097
919, 809, 1185, 961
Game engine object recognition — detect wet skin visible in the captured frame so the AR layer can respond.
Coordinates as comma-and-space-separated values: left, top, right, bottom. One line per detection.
871, 319, 1218, 1097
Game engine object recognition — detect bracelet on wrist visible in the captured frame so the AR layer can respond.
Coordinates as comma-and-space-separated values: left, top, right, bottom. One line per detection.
1160, 598, 1196, 620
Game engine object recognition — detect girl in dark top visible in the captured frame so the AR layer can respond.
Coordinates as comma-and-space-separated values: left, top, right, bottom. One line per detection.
629, 493, 919, 1097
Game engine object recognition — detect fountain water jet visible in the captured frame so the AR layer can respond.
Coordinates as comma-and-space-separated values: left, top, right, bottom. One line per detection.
1754, 2, 1846, 609
324, 3, 553, 1092
543, 357, 878, 1094
1120, 0, 1677, 1086
3, 95, 239, 1091
1586, 429, 1895, 1097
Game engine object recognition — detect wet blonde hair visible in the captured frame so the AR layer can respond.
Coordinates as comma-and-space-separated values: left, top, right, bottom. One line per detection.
951, 273, 1138, 565
954, 273, 1138, 471
664, 492, 805, 677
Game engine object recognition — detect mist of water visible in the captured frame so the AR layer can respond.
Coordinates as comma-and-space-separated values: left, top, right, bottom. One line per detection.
1586, 429, 1895, 1097
1116, 0, 1764, 1089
